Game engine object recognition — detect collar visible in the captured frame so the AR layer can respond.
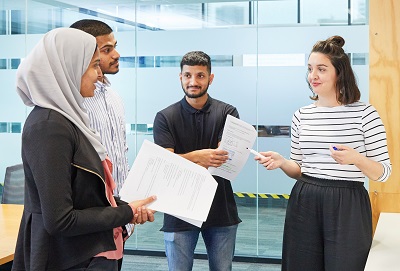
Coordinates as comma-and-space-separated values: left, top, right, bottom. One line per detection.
180, 95, 212, 114
102, 75, 111, 87
95, 75, 111, 93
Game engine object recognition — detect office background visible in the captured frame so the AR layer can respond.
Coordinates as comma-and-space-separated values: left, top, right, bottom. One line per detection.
0, 0, 371, 262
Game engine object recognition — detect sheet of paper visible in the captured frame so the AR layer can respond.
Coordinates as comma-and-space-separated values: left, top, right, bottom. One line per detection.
120, 140, 218, 227
208, 115, 257, 181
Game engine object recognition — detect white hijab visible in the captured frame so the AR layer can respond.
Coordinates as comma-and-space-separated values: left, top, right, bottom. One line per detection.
16, 27, 107, 160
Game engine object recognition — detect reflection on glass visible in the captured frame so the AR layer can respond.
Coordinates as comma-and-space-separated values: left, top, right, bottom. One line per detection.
0, 122, 22, 133
300, 0, 348, 25
255, 0, 298, 25
0, 0, 367, 36
351, 0, 368, 24
255, 125, 290, 137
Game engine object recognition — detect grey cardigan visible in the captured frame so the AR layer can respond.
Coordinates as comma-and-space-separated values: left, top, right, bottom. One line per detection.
12, 107, 133, 271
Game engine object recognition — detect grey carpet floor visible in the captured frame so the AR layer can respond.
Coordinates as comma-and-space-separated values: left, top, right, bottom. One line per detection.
121, 255, 281, 271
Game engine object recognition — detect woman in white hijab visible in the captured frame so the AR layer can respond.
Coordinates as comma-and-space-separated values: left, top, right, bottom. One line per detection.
12, 28, 156, 271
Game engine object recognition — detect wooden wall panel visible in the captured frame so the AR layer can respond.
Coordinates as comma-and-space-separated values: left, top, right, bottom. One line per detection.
369, 0, 400, 232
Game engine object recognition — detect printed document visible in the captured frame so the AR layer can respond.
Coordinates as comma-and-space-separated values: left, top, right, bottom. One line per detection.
120, 140, 218, 227
208, 115, 257, 181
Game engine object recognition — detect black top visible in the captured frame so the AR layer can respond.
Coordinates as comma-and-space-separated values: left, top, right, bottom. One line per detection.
153, 96, 241, 231
12, 107, 133, 271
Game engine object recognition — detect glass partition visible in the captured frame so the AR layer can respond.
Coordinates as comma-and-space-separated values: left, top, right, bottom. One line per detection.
0, 0, 369, 261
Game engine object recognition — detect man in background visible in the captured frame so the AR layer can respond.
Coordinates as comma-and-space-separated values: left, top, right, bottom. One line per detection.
70, 19, 132, 271
70, 19, 128, 196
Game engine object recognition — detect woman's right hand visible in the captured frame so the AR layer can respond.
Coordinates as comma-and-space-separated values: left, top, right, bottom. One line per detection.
128, 195, 157, 224
255, 151, 285, 170
255, 151, 302, 179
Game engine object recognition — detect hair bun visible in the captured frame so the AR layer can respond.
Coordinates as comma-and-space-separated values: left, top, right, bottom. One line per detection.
326, 35, 345, 48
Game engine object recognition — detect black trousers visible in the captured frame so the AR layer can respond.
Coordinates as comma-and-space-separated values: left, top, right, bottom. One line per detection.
282, 174, 372, 271
65, 257, 118, 271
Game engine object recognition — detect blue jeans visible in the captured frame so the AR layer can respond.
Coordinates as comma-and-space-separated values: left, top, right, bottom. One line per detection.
164, 225, 238, 271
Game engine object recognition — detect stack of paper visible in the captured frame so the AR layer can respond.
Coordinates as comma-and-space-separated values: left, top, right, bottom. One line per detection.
120, 140, 217, 227
120, 116, 259, 227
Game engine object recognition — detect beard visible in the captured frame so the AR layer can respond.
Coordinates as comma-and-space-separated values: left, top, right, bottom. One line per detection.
182, 83, 209, 99
101, 62, 119, 75
106, 70, 119, 75
104, 67, 119, 75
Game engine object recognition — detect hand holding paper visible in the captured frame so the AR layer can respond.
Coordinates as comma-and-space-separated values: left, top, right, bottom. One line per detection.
128, 195, 157, 224
120, 140, 218, 227
208, 115, 258, 181
192, 148, 229, 169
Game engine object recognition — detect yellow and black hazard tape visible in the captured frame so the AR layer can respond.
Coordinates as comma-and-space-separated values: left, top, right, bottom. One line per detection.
234, 192, 290, 199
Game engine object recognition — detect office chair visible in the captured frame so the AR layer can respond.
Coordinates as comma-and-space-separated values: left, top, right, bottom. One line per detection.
1, 163, 25, 204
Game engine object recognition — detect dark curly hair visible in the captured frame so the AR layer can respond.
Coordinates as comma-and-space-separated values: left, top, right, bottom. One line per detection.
180, 51, 212, 74
307, 35, 360, 105
70, 19, 113, 37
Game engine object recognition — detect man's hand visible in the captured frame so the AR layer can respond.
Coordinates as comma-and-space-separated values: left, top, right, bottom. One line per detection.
194, 149, 229, 168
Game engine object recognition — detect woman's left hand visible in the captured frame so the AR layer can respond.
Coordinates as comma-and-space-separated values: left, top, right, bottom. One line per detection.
329, 144, 360, 165
132, 207, 156, 224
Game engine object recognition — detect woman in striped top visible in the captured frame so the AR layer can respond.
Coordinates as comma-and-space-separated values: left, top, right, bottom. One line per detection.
256, 35, 392, 271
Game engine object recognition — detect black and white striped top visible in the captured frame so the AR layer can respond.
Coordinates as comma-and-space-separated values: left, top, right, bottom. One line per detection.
290, 102, 391, 182
83, 77, 129, 195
